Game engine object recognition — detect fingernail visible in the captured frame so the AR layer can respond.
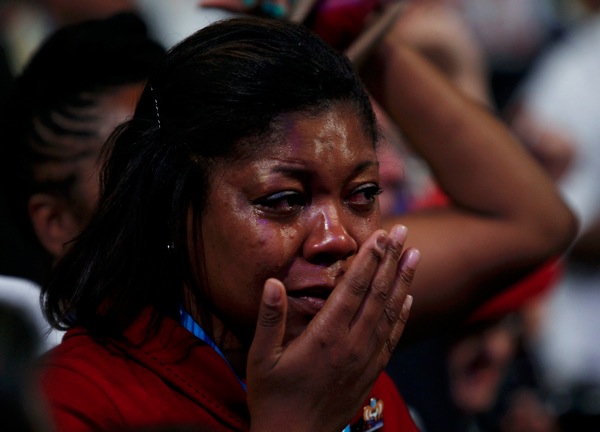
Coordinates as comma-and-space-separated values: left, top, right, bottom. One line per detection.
405, 248, 421, 269
263, 279, 282, 306
390, 224, 408, 244
261, 1, 286, 18
405, 294, 413, 310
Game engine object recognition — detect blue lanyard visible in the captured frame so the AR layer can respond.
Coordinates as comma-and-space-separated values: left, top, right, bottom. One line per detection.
179, 307, 247, 392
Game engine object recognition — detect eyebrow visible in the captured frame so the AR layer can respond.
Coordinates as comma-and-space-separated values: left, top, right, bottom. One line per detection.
354, 160, 379, 174
270, 159, 379, 180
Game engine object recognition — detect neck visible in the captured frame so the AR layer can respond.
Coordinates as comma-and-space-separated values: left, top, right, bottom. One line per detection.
182, 289, 248, 378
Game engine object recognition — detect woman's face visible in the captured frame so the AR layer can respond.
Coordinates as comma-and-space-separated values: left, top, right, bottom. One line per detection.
194, 103, 381, 348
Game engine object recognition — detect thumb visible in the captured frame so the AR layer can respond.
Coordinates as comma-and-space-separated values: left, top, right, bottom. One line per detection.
249, 278, 287, 368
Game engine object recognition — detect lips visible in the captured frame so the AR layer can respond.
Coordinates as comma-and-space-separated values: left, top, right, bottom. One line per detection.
287, 287, 332, 316
282, 262, 345, 317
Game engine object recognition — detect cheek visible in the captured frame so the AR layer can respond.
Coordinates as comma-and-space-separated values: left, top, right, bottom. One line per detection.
241, 223, 301, 284
353, 212, 381, 245
200, 214, 300, 315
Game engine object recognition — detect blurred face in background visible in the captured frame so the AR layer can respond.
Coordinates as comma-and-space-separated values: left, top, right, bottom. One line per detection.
446, 316, 520, 415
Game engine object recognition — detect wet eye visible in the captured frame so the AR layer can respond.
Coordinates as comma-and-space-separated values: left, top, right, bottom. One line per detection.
254, 191, 305, 217
347, 183, 382, 212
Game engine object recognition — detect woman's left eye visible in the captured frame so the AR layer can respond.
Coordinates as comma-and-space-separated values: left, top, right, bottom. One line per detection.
347, 183, 382, 211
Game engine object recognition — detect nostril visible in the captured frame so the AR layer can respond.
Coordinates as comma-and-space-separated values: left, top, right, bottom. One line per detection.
309, 249, 354, 266
309, 252, 337, 266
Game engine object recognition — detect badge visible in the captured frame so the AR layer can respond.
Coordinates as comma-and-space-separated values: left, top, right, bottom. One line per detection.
348, 397, 384, 432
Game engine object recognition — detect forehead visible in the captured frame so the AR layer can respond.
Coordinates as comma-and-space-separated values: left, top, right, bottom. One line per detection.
220, 103, 378, 178
242, 102, 374, 156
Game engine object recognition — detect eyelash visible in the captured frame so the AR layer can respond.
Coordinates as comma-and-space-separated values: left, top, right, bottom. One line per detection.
254, 183, 382, 217
254, 191, 305, 216
347, 184, 383, 212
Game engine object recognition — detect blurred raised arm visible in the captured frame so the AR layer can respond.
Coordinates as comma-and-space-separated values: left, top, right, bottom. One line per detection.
363, 34, 577, 338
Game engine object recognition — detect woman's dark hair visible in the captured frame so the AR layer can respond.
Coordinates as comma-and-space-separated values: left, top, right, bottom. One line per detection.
42, 16, 377, 336
0, 12, 165, 283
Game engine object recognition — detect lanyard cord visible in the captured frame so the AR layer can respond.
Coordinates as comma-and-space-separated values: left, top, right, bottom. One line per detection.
179, 307, 247, 392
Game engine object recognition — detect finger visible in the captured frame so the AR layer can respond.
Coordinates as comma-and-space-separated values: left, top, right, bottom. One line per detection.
375, 248, 419, 353
248, 278, 288, 371
380, 293, 414, 365
318, 229, 389, 329
350, 225, 409, 340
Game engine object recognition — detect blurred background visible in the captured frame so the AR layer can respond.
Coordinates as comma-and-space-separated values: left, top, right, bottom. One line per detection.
2, 1, 600, 431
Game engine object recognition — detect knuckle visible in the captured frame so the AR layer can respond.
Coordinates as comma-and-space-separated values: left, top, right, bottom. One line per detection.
371, 281, 390, 304
368, 246, 384, 264
399, 266, 416, 287
348, 274, 370, 297
258, 306, 282, 328
387, 240, 403, 262
384, 305, 398, 326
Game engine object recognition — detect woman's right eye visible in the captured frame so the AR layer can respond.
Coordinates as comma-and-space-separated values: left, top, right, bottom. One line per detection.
254, 191, 305, 216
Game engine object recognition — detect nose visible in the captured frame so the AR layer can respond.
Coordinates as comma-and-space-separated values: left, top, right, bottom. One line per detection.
303, 202, 358, 265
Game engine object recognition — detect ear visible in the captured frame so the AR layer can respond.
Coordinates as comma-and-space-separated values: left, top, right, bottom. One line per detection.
28, 193, 82, 258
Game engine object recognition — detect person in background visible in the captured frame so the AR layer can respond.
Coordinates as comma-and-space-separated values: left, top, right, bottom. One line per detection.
390, 261, 564, 432
0, 11, 164, 348
0, 11, 164, 280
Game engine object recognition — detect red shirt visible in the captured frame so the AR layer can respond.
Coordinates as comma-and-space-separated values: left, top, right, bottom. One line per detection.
40, 309, 419, 431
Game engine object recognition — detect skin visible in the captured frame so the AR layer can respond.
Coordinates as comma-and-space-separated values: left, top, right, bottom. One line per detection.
185, 102, 420, 430
366, 42, 576, 337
